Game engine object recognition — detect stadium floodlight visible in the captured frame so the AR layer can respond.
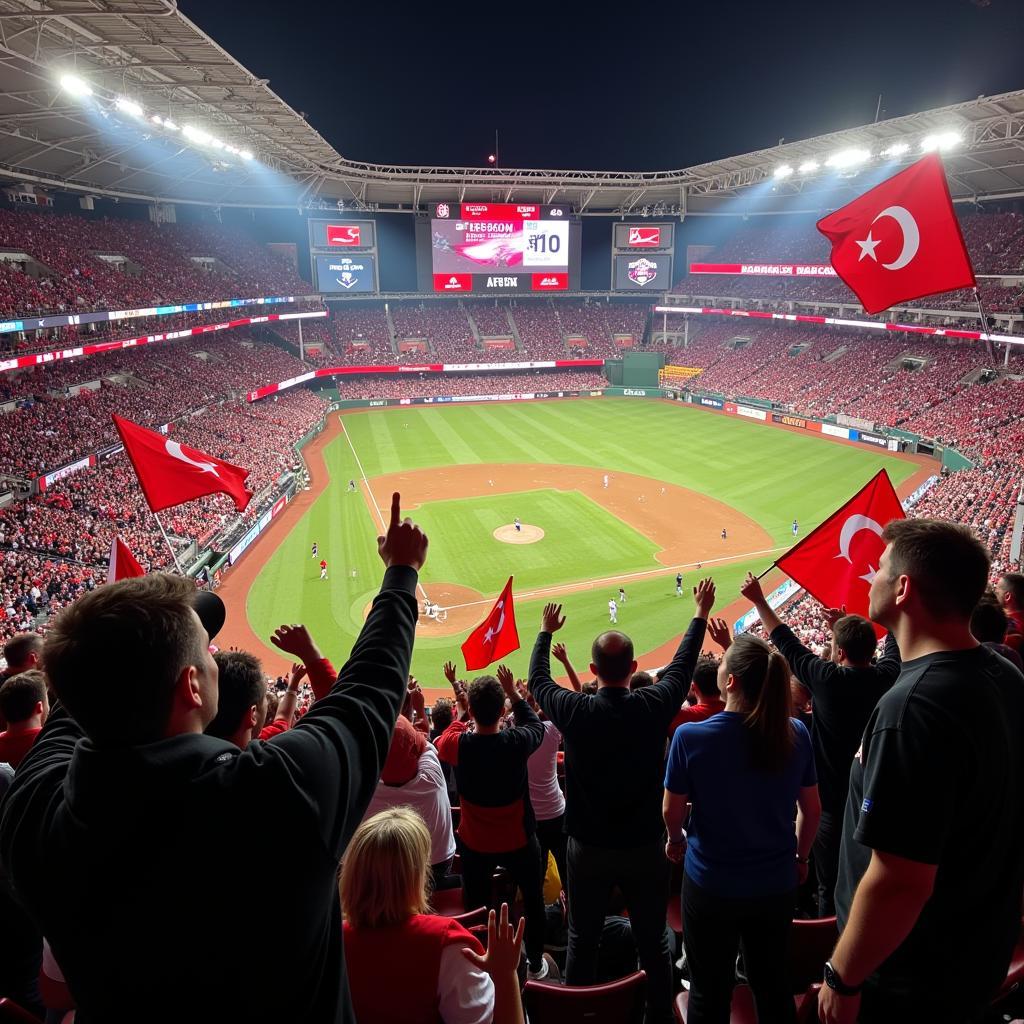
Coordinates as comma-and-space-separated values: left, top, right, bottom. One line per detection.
163, 119, 179, 131
115, 96, 144, 118
880, 141, 910, 158
209, 137, 225, 150
921, 131, 961, 152
774, 164, 794, 179
59, 73, 92, 98
798, 160, 819, 174
150, 114, 163, 125
825, 148, 871, 169
239, 149, 254, 161
182, 124, 212, 145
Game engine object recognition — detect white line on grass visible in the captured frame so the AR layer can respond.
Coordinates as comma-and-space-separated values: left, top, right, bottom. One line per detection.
340, 418, 431, 604
440, 544, 791, 612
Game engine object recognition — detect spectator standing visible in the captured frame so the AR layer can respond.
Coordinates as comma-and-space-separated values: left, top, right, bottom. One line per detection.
529, 581, 717, 1024
820, 520, 1024, 1024
663, 633, 820, 1024
0, 670, 49, 768
0, 492, 427, 1024
436, 665, 548, 978
995, 571, 1024, 651
740, 573, 900, 917
1, 632, 43, 683
971, 592, 1024, 671
667, 649, 728, 738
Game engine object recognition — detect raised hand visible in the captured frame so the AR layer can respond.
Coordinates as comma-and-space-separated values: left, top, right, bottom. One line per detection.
542, 602, 566, 634
407, 677, 426, 718
270, 623, 320, 664
443, 660, 457, 685
496, 665, 517, 701
377, 491, 428, 571
461, 902, 526, 978
288, 662, 307, 689
739, 571, 766, 604
707, 617, 732, 651
551, 641, 569, 664
693, 577, 716, 618
822, 604, 847, 630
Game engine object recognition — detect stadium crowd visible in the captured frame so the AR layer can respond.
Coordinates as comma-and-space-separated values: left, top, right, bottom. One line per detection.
331, 370, 608, 401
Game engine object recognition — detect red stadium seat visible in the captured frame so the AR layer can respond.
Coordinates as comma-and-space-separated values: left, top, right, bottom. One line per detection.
524, 970, 646, 1024
431, 886, 468, 918
451, 905, 489, 930
785, 916, 838, 993
0, 999, 43, 1024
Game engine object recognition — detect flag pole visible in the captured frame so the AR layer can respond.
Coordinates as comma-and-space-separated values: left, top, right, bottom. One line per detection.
972, 286, 997, 361
755, 564, 777, 581
151, 510, 185, 575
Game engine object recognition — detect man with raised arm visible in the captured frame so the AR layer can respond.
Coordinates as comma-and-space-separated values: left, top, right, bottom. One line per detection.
739, 572, 900, 917
529, 580, 717, 1024
0, 492, 427, 1024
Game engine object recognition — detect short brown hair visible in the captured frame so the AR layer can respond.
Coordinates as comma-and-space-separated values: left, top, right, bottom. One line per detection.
832, 615, 877, 664
3, 633, 42, 672
206, 651, 265, 740
1000, 573, 1024, 608
882, 518, 990, 620
340, 807, 430, 928
44, 573, 208, 746
0, 669, 47, 724
467, 675, 504, 727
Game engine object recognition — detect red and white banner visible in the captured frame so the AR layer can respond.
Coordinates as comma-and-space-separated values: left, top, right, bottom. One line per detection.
627, 227, 663, 248
0, 310, 328, 374
531, 272, 569, 291
653, 304, 1022, 347
433, 273, 473, 292
326, 224, 362, 246
688, 263, 837, 277
37, 454, 96, 492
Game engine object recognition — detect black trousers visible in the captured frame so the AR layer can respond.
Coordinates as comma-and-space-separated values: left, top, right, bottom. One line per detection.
813, 809, 841, 918
535, 813, 568, 893
682, 873, 796, 1024
565, 837, 673, 1024
461, 835, 546, 968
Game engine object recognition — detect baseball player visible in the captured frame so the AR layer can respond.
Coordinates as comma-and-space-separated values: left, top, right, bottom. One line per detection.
311, 541, 318, 559
675, 572, 683, 597
319, 559, 328, 581
514, 517, 522, 533
603, 474, 609, 489
792, 518, 799, 537
347, 479, 356, 492
721, 528, 728, 542
608, 598, 618, 624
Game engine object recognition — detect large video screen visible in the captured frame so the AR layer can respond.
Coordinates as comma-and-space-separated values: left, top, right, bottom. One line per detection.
613, 253, 672, 291
314, 254, 378, 294
426, 202, 578, 294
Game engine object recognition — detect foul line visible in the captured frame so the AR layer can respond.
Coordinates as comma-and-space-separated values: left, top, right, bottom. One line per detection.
440, 544, 791, 612
340, 419, 431, 604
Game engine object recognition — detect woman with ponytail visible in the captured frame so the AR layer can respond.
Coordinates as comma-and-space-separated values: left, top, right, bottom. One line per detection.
663, 632, 820, 1023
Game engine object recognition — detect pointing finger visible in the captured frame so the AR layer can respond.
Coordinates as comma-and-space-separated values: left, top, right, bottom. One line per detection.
389, 491, 401, 529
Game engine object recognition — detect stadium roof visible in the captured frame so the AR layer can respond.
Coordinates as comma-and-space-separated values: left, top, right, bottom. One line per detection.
0, 1, 1023, 215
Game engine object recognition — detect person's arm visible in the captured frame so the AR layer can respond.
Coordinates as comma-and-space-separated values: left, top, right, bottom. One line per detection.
769, 622, 834, 694
818, 851, 937, 1024
444, 660, 471, 721
270, 623, 335, 702
529, 603, 583, 726
436, 719, 469, 766
642, 578, 716, 715
407, 678, 429, 734
496, 665, 545, 752
873, 631, 902, 685
550, 641, 582, 692
795, 784, 821, 884
272, 663, 306, 730
241, 492, 426, 861
740, 571, 784, 633
461, 904, 526, 1024
662, 728, 691, 863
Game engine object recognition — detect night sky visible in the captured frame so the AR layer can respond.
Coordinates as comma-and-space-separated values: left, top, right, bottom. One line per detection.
178, 0, 1024, 172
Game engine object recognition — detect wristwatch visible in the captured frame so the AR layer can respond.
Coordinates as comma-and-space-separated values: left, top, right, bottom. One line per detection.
824, 961, 862, 996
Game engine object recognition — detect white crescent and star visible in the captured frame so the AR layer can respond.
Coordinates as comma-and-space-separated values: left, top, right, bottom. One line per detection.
483, 599, 505, 643
835, 514, 884, 583
165, 439, 220, 477
855, 205, 920, 271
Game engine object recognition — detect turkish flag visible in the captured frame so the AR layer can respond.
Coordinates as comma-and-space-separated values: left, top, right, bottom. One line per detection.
776, 469, 905, 630
461, 576, 519, 671
817, 153, 975, 315
107, 536, 145, 583
112, 414, 253, 513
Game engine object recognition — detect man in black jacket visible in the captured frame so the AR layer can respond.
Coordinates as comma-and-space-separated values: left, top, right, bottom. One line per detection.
529, 579, 716, 1024
0, 491, 426, 1024
739, 572, 899, 916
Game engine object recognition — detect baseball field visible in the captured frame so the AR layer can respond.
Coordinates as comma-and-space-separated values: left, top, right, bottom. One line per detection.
216, 397, 930, 692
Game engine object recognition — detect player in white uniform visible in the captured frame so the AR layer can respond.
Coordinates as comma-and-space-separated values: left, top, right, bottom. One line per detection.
514, 517, 522, 533
608, 599, 618, 624
618, 587, 626, 603
603, 474, 609, 489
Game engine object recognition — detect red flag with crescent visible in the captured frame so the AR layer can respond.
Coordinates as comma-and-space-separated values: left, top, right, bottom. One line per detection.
817, 153, 975, 315
112, 414, 252, 513
776, 470, 905, 631
107, 536, 146, 583
461, 576, 519, 671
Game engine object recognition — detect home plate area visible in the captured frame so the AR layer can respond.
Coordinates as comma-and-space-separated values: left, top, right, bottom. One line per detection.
493, 523, 545, 544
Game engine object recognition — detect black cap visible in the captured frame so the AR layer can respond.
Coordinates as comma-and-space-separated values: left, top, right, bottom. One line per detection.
192, 590, 226, 642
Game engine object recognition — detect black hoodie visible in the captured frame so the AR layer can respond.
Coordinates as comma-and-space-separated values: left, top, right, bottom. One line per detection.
0, 565, 419, 1024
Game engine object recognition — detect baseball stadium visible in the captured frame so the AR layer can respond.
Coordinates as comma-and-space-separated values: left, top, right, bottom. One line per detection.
0, 2, 1022, 1023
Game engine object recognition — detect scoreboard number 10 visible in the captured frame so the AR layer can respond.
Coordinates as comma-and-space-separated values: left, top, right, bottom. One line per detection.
523, 220, 570, 267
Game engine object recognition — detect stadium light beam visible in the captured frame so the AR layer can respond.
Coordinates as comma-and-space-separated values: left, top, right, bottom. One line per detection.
182, 124, 212, 146
163, 120, 179, 131
880, 142, 910, 157
240, 149, 254, 161
798, 160, 819, 174
59, 73, 92, 98
115, 96, 144, 118
825, 148, 872, 169
774, 164, 794, 179
921, 131, 962, 152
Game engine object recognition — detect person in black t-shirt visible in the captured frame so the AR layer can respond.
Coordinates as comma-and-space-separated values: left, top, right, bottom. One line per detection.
821, 519, 1024, 1024
740, 573, 900, 916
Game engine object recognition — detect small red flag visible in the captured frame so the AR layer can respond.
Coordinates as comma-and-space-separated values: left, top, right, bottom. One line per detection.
107, 536, 146, 583
461, 576, 520, 671
776, 470, 905, 629
112, 414, 252, 513
817, 153, 975, 315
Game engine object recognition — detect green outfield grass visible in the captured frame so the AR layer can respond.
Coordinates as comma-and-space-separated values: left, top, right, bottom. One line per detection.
246, 398, 919, 681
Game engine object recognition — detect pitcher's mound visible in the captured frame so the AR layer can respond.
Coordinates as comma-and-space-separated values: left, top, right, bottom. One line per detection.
494, 524, 544, 544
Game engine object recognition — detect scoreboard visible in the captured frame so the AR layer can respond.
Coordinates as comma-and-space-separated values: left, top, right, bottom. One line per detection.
422, 202, 580, 294
611, 222, 674, 292
308, 218, 379, 295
